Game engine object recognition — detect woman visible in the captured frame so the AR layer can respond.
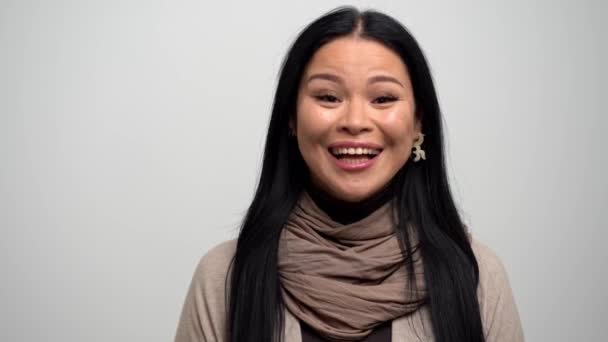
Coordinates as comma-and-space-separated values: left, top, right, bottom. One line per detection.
175, 6, 524, 342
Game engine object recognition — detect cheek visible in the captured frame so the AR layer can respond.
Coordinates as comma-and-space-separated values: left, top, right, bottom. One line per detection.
296, 99, 334, 144
379, 108, 417, 151
295, 100, 332, 166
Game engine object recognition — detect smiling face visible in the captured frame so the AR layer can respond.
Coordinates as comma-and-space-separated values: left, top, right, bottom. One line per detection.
294, 36, 421, 202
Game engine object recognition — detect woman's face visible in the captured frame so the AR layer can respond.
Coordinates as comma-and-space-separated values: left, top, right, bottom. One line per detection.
294, 36, 421, 202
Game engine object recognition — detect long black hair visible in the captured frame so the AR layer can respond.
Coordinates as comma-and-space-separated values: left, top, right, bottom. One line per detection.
228, 6, 485, 342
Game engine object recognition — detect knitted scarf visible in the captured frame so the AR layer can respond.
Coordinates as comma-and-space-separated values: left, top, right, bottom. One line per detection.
278, 191, 427, 341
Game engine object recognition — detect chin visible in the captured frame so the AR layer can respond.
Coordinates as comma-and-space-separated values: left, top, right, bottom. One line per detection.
330, 185, 379, 203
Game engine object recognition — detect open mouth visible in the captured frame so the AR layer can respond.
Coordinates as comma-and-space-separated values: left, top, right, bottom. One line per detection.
328, 147, 382, 164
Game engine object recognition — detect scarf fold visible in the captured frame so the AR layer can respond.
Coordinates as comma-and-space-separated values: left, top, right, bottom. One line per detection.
278, 191, 427, 341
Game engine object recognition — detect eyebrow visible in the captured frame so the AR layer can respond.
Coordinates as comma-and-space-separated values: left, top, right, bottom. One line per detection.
305, 73, 404, 88
368, 75, 404, 88
306, 73, 344, 85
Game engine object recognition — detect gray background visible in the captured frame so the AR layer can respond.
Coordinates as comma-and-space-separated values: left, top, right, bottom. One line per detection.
1, 0, 606, 341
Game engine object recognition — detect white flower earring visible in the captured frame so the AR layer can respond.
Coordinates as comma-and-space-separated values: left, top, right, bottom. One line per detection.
412, 133, 426, 162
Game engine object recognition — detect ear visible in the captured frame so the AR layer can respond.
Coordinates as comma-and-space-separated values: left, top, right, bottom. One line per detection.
414, 118, 422, 137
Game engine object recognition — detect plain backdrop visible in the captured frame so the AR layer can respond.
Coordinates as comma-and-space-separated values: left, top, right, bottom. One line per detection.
1, 0, 606, 341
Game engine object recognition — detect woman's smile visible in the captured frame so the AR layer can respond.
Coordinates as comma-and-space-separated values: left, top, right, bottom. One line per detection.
327, 141, 383, 171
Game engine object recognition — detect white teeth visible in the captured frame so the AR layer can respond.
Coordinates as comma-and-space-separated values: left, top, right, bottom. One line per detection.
330, 147, 381, 156
342, 158, 368, 164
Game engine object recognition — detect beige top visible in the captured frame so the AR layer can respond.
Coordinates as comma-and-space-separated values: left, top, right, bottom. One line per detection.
174, 238, 524, 342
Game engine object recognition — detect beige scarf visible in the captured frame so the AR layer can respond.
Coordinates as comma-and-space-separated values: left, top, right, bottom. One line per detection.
278, 191, 427, 341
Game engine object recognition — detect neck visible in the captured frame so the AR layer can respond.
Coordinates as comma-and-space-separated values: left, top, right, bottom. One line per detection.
306, 180, 396, 225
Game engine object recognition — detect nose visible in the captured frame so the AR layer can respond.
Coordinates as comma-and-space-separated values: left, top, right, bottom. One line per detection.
337, 98, 373, 135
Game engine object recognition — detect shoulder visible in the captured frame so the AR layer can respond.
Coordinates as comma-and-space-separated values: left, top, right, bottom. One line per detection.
470, 237, 508, 283
469, 237, 512, 307
192, 239, 237, 285
174, 239, 237, 342
469, 237, 525, 341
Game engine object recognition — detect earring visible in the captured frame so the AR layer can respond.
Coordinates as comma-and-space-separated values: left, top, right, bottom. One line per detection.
289, 128, 296, 137
412, 133, 426, 162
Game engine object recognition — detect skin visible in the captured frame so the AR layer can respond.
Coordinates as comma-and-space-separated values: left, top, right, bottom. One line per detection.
293, 35, 422, 202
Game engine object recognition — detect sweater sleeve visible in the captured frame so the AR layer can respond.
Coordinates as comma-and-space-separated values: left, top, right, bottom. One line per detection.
471, 238, 525, 342
174, 239, 237, 342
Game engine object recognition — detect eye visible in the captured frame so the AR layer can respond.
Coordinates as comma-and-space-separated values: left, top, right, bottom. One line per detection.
314, 94, 341, 103
372, 95, 399, 104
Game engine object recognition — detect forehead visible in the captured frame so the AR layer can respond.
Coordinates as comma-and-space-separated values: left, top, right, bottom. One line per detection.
303, 36, 409, 80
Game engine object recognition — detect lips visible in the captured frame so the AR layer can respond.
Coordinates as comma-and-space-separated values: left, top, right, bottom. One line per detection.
328, 141, 384, 150
328, 142, 383, 160
326, 141, 383, 171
